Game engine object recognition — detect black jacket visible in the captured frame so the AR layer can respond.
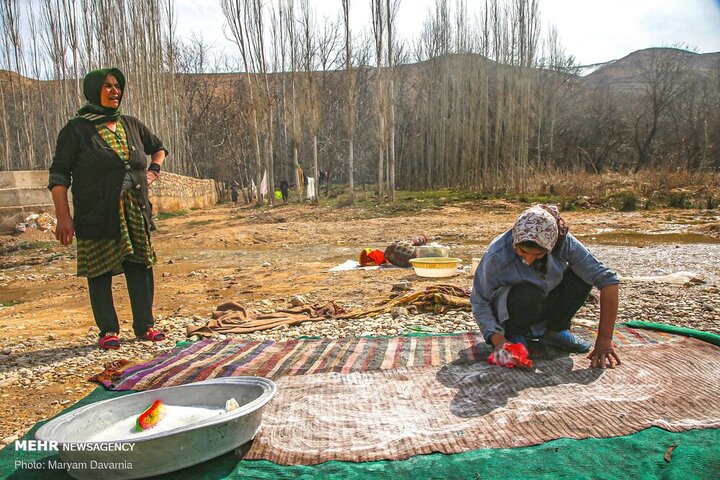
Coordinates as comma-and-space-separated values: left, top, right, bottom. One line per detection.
49, 115, 168, 240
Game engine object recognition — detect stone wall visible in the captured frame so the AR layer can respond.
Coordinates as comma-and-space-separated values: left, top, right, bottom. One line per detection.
0, 171, 55, 234
0, 170, 218, 233
148, 172, 219, 213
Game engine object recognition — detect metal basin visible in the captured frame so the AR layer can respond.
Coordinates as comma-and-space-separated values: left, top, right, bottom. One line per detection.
35, 377, 276, 479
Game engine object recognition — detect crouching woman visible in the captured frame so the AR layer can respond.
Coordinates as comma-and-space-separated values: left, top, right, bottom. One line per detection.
471, 205, 621, 368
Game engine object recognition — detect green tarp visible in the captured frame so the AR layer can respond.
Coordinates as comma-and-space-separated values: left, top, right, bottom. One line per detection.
2, 394, 717, 480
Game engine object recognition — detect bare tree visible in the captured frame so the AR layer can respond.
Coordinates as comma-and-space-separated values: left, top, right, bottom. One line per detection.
300, 0, 321, 203
342, 0, 356, 203
285, 0, 304, 196
385, 0, 399, 201
631, 47, 691, 172
371, 0, 386, 199
222, 0, 264, 202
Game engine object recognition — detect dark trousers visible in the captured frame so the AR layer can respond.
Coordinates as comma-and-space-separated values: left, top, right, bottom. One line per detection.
87, 260, 155, 337
505, 269, 592, 338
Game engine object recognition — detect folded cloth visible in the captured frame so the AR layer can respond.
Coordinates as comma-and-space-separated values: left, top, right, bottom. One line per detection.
187, 301, 346, 338
88, 359, 134, 384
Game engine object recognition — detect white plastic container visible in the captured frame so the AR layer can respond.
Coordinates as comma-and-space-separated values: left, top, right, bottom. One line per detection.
415, 244, 450, 258
409, 257, 462, 278
471, 258, 481, 276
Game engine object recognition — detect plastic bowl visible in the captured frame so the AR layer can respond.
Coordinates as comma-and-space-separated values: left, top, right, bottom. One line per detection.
409, 257, 463, 278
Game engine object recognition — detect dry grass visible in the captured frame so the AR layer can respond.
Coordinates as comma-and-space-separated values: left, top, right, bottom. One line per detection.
528, 169, 720, 209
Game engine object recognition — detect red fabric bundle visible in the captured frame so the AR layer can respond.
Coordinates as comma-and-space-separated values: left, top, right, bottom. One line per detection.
487, 342, 533, 369
359, 248, 386, 267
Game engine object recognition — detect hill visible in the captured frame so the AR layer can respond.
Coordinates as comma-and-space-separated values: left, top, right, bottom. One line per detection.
580, 48, 720, 92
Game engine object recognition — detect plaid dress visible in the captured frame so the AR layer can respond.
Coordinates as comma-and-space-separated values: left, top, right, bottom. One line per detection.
76, 120, 157, 278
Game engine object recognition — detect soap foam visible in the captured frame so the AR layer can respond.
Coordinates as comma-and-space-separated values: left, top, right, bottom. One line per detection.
88, 405, 226, 442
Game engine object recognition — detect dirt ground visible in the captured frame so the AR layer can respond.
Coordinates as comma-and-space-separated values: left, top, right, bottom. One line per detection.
1, 199, 719, 442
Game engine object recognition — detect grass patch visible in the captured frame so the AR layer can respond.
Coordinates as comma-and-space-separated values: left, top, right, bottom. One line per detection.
187, 219, 214, 227
311, 186, 570, 217
0, 300, 21, 307
22, 240, 56, 250
0, 240, 56, 256
156, 210, 188, 220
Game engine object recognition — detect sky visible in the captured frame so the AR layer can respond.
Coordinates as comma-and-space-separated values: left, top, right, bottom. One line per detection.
175, 0, 720, 66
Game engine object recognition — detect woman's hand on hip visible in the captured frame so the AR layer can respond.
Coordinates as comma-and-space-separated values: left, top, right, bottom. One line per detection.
55, 217, 75, 246
146, 170, 159, 186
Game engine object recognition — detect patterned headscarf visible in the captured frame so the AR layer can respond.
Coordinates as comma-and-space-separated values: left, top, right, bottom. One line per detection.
75, 67, 125, 124
512, 205, 568, 252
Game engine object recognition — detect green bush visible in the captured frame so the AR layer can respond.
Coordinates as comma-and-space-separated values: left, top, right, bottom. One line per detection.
668, 194, 689, 209
618, 192, 637, 211
560, 199, 576, 211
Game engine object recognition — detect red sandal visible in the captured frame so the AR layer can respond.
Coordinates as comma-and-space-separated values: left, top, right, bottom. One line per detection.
99, 332, 121, 350
137, 328, 166, 342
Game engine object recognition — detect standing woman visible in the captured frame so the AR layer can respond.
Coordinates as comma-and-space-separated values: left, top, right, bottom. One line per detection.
49, 68, 168, 349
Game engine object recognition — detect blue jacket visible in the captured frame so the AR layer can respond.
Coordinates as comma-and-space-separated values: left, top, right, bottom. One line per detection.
470, 230, 620, 342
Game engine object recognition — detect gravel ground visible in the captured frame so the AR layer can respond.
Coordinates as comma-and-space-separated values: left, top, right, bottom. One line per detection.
0, 276, 718, 446
1, 208, 719, 446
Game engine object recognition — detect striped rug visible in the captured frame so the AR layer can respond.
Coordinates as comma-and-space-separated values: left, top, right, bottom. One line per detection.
105, 325, 678, 391
246, 337, 720, 465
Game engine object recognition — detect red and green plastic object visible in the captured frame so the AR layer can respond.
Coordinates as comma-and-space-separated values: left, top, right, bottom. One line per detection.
136, 400, 166, 431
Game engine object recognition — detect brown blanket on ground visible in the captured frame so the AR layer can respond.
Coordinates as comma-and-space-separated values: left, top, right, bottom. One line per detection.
341, 285, 471, 318
186, 301, 346, 338
245, 337, 720, 465
187, 286, 469, 337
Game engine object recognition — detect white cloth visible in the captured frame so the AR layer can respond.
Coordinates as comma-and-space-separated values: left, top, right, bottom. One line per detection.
329, 260, 399, 272
259, 170, 268, 196
306, 177, 316, 200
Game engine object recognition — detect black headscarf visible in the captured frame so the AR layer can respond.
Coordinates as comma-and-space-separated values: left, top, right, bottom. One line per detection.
75, 67, 126, 124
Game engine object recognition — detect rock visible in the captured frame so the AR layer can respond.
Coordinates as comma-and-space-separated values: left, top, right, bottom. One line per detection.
391, 282, 414, 292
390, 307, 409, 318
290, 295, 307, 307
262, 262, 272, 267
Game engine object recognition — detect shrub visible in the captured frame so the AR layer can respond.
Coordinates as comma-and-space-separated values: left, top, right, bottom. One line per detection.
618, 192, 637, 211
668, 194, 689, 209
560, 199, 576, 211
